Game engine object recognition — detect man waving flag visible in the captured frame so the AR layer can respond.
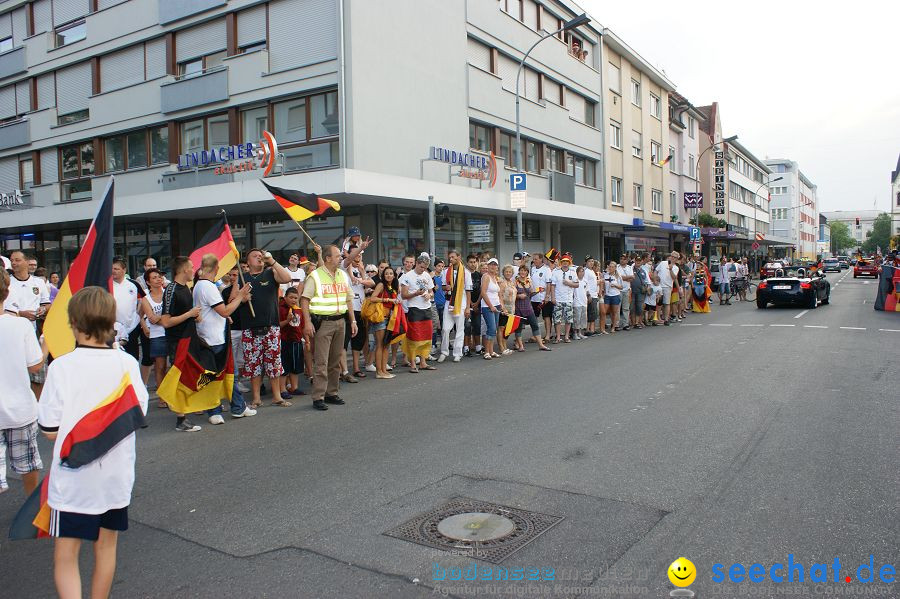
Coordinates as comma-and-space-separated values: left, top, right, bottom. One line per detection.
43, 178, 115, 358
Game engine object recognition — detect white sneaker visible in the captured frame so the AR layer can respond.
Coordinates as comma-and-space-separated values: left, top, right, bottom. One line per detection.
437, 354, 447, 363
386, 364, 393, 371
502, 349, 514, 356
452, 356, 461, 362
365, 363, 377, 372
232, 406, 257, 418
208, 414, 225, 425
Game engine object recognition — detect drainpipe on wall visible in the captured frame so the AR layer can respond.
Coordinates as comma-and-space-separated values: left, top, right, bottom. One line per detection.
338, 0, 348, 170
598, 30, 608, 211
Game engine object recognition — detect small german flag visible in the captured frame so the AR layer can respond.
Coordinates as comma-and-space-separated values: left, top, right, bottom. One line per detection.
500, 313, 523, 337
262, 180, 341, 223
545, 248, 560, 262
384, 302, 407, 346
157, 320, 234, 414
659, 153, 674, 167
189, 215, 240, 282
445, 263, 466, 315
43, 178, 115, 358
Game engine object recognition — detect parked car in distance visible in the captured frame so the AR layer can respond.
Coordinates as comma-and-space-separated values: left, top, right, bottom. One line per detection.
760, 261, 787, 280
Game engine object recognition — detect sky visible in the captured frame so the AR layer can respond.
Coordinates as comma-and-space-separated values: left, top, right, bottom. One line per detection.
582, 0, 900, 213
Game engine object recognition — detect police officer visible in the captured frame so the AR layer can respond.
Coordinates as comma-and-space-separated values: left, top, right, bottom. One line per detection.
301, 244, 357, 411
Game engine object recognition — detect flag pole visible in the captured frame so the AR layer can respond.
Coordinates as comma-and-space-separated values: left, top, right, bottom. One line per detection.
220, 210, 255, 318
289, 218, 318, 247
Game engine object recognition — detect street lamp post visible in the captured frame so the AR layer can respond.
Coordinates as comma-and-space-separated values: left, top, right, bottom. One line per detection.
751, 176, 783, 272
515, 13, 591, 255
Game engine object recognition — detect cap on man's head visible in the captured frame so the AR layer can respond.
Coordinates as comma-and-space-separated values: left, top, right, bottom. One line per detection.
560, 252, 573, 263
347, 226, 361, 237
486, 257, 499, 265
584, 255, 593, 262
513, 252, 524, 260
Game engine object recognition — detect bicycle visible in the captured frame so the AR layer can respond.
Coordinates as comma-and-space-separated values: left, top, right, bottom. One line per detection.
728, 277, 756, 302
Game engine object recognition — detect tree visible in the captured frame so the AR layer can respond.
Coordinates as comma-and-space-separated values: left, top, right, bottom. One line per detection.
862, 213, 891, 254
697, 213, 727, 228
829, 221, 854, 254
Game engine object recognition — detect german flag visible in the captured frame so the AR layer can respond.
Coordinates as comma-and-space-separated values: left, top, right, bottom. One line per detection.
157, 320, 233, 414
189, 215, 240, 281
43, 178, 115, 358
545, 248, 560, 262
383, 302, 407, 346
262, 180, 341, 223
8, 476, 51, 540
445, 263, 466, 315
59, 373, 146, 469
500, 313, 523, 337
659, 153, 674, 167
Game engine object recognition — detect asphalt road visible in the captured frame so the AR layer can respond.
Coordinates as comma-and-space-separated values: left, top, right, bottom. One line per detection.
1, 269, 897, 598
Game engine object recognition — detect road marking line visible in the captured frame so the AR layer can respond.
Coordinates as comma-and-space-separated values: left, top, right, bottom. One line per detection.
770, 324, 795, 327
709, 323, 732, 327
794, 310, 809, 319
839, 327, 866, 330
879, 329, 900, 332
803, 325, 828, 329
741, 324, 764, 327
679, 323, 703, 326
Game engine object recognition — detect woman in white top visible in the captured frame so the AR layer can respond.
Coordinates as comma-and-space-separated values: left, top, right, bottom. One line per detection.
138, 268, 168, 407
602, 261, 623, 334
479, 258, 502, 359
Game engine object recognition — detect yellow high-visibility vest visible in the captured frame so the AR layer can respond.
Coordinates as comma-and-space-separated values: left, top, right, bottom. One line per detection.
308, 267, 350, 315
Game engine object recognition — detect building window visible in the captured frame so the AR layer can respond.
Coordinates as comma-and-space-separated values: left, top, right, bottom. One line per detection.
572, 156, 596, 187
688, 154, 695, 178
584, 100, 595, 127
630, 79, 641, 107
178, 50, 226, 79
271, 90, 340, 173
687, 115, 695, 138
240, 41, 267, 54
631, 130, 642, 158
608, 63, 621, 94
546, 147, 565, 173
652, 189, 662, 213
181, 118, 206, 155
669, 190, 677, 216
20, 157, 33, 191
668, 145, 676, 172
469, 122, 491, 153
611, 177, 622, 205
498, 131, 518, 168
650, 141, 661, 164
0, 37, 12, 53
504, 218, 541, 240
59, 142, 94, 202
105, 136, 125, 172
633, 183, 643, 209
242, 106, 269, 140
610, 121, 622, 149
525, 139, 540, 173
649, 93, 661, 119
310, 91, 339, 138
55, 20, 86, 48
58, 109, 89, 126
104, 128, 160, 172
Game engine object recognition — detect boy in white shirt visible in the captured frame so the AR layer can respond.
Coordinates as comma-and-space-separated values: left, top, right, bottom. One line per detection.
645, 273, 663, 326
0, 269, 44, 496
38, 286, 149, 599
572, 267, 589, 340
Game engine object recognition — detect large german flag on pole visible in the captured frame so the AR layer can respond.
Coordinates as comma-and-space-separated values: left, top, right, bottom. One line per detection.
44, 178, 115, 358
261, 180, 341, 222
9, 372, 145, 540
157, 320, 234, 414
189, 214, 240, 281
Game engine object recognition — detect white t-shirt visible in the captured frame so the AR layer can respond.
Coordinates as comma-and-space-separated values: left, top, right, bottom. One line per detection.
113, 278, 140, 336
617, 264, 634, 283
399, 270, 434, 310
551, 268, 578, 304
144, 293, 166, 339
573, 279, 588, 307
718, 262, 733, 283
530, 265, 552, 302
280, 267, 306, 294
582, 268, 598, 297
343, 264, 366, 312
646, 284, 663, 306
38, 347, 148, 514
7, 274, 50, 314
655, 261, 678, 288
0, 314, 42, 428
603, 272, 622, 297
193, 279, 226, 346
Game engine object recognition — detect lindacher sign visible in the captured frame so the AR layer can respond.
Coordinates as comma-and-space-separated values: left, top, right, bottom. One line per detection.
177, 131, 278, 177
428, 146, 497, 187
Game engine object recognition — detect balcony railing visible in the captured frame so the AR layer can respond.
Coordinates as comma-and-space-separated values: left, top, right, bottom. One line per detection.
0, 45, 26, 80
0, 118, 29, 151
160, 66, 228, 113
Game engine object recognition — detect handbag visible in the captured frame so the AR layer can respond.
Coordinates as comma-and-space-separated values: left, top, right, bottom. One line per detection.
361, 298, 386, 323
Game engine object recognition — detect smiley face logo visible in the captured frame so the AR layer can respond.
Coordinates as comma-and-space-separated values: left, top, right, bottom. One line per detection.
668, 557, 696, 587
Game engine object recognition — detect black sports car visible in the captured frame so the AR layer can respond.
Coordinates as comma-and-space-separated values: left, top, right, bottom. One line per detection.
756, 266, 830, 309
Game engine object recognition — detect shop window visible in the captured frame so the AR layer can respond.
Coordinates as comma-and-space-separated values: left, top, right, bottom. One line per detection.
55, 20, 86, 48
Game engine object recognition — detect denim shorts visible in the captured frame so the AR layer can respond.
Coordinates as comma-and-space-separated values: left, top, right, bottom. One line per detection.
148, 336, 167, 358
604, 295, 621, 306
370, 318, 387, 332
480, 306, 500, 338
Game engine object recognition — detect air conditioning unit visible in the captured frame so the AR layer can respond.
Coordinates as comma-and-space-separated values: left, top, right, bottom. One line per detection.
550, 171, 575, 204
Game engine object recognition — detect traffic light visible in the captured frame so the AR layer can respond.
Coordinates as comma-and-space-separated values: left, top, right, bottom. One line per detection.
436, 204, 450, 228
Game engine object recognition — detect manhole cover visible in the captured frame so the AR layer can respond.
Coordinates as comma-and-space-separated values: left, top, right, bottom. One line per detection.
383, 497, 564, 563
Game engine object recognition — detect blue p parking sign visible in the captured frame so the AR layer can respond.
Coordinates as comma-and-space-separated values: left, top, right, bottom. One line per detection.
510, 173, 527, 191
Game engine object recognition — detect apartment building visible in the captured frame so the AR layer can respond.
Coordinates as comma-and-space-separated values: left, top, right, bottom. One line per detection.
820, 210, 882, 251
892, 153, 900, 236
766, 159, 819, 260
666, 90, 702, 236
1, 0, 650, 274
601, 29, 678, 258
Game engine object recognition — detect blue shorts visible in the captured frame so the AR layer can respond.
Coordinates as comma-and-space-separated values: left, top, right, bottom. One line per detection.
481, 306, 499, 338
370, 318, 387, 332
719, 282, 730, 294
604, 295, 621, 306
50, 507, 129, 541
148, 336, 167, 358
